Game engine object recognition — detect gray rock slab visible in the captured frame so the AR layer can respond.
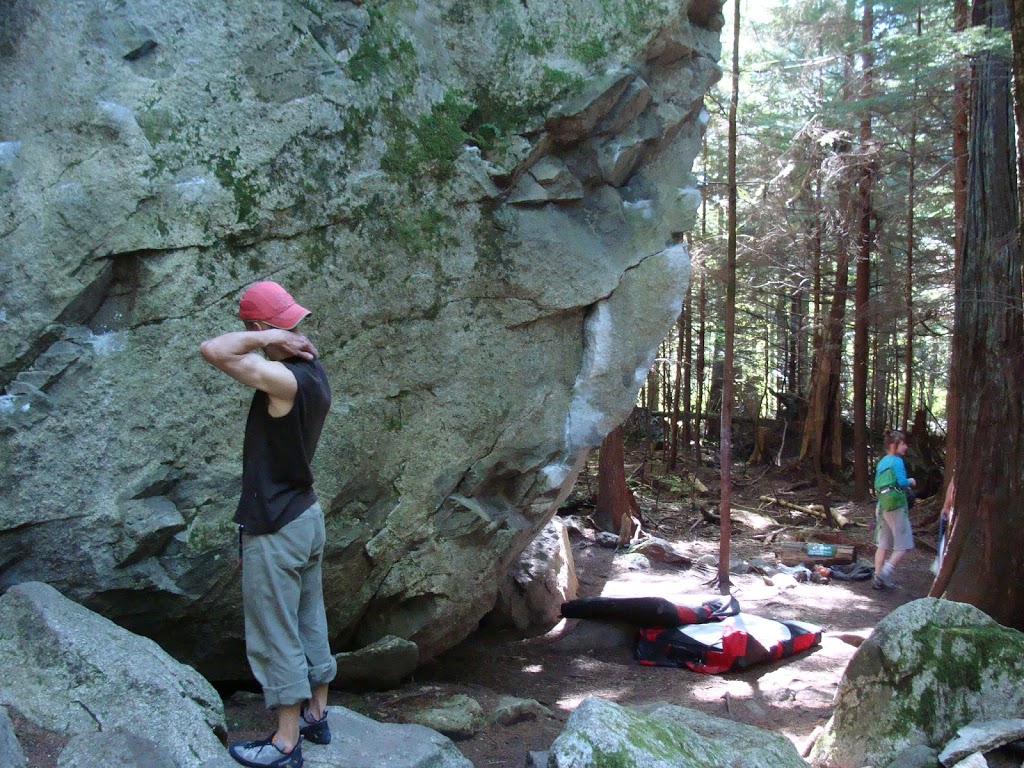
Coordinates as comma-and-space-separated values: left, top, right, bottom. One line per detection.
648, 702, 812, 768
886, 744, 941, 768
334, 635, 420, 691
951, 754, 989, 768
304, 706, 472, 768
0, 582, 225, 768
0, 707, 27, 768
57, 728, 177, 768
549, 619, 637, 652
490, 518, 578, 632
406, 694, 485, 741
549, 696, 807, 768
197, 757, 240, 768
526, 750, 550, 768
941, 721, 1024, 767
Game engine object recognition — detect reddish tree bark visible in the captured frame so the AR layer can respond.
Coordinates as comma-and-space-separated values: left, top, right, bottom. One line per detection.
852, 1, 874, 502
595, 426, 640, 538
931, 0, 1024, 631
718, 0, 741, 594
945, 0, 971, 486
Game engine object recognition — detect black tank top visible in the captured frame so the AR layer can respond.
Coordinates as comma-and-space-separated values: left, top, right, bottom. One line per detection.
233, 358, 331, 534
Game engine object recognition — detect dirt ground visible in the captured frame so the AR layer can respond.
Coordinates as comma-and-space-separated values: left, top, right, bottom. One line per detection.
14, 459, 942, 767
231, 458, 942, 767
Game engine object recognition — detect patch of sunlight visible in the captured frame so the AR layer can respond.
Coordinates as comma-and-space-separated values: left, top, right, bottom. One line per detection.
725, 680, 753, 697
521, 664, 544, 674
689, 683, 733, 704
555, 688, 630, 712
731, 508, 777, 531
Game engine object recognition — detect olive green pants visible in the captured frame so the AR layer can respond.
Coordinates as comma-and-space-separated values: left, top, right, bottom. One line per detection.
241, 503, 337, 709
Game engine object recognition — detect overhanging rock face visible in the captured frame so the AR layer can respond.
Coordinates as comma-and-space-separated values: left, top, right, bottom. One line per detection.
0, 0, 724, 678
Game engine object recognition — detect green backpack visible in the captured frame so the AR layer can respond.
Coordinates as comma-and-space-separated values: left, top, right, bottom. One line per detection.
874, 466, 907, 511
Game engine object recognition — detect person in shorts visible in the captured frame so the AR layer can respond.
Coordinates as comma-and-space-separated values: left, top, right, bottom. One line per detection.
873, 429, 916, 589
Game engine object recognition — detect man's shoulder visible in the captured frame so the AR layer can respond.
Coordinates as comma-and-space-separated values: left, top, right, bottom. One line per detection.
287, 357, 331, 399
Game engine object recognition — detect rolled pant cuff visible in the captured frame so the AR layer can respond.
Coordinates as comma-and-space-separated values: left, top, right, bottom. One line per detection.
308, 657, 338, 688
262, 679, 312, 710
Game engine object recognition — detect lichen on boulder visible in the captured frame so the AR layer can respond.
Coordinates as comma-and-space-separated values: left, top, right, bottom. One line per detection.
548, 697, 808, 768
809, 598, 1024, 768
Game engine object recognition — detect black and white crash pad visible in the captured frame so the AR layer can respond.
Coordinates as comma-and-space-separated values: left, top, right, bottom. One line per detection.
560, 595, 741, 627
635, 613, 822, 674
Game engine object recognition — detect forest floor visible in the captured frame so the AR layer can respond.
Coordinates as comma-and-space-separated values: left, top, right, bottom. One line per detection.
238, 449, 943, 767
13, 450, 944, 767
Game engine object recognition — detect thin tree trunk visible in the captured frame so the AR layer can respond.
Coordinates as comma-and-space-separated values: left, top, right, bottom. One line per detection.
852, 0, 874, 501
719, 0, 740, 594
695, 271, 707, 460
903, 104, 917, 433
666, 292, 685, 472
903, 7, 922, 432
682, 267, 694, 452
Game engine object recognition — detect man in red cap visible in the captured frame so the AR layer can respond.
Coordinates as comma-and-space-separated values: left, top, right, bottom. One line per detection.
201, 281, 335, 768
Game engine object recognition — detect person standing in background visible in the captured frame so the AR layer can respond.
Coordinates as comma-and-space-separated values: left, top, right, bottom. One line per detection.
873, 429, 916, 590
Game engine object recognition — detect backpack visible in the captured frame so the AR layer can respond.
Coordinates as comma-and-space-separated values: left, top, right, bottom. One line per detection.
874, 466, 907, 511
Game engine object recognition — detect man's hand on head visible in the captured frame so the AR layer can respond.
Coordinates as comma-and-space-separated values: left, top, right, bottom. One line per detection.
263, 329, 318, 361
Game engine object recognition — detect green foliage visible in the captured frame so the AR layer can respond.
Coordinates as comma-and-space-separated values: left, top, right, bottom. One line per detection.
346, 7, 418, 91
381, 206, 458, 255
211, 147, 263, 224
681, 0, 961, 429
572, 37, 609, 65
380, 91, 474, 183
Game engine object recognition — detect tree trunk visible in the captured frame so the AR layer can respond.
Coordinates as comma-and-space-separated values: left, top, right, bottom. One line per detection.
801, 8, 857, 477
931, 0, 1024, 631
1013, 0, 1024, 223
682, 270, 694, 451
719, 0, 740, 594
801, 176, 853, 475
666, 292, 685, 472
945, 0, 971, 486
903, 125, 916, 433
595, 426, 640, 537
695, 271, 707, 460
851, 0, 874, 502
903, 8, 922, 433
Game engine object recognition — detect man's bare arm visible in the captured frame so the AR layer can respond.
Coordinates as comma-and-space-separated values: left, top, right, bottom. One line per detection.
200, 329, 317, 403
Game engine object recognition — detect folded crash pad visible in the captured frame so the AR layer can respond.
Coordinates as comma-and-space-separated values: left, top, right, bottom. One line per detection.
560, 594, 740, 627
635, 613, 822, 674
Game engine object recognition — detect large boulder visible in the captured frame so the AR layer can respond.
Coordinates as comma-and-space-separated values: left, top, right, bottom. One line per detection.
0, 0, 724, 678
0, 582, 226, 768
489, 517, 579, 631
809, 598, 1024, 768
0, 708, 26, 768
548, 696, 808, 768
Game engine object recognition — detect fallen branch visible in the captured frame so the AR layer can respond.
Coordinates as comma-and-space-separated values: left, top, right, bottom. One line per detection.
759, 495, 823, 515
752, 526, 790, 544
732, 467, 772, 487
700, 506, 721, 525
759, 495, 850, 528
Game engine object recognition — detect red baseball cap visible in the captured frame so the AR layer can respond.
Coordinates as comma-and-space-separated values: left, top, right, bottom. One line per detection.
238, 281, 311, 329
